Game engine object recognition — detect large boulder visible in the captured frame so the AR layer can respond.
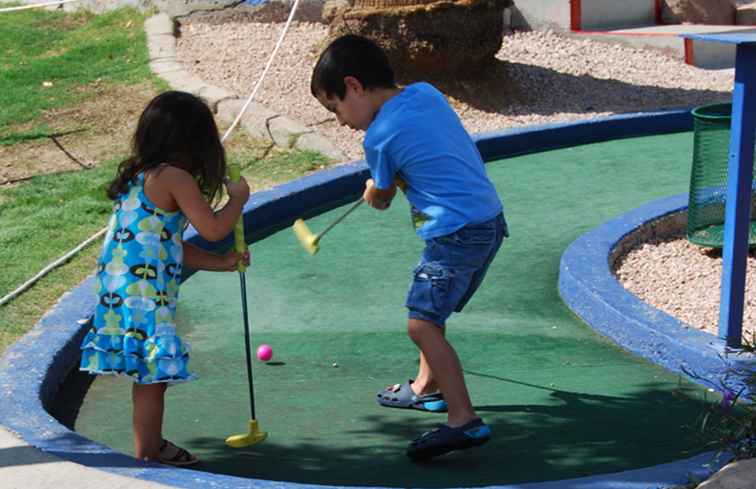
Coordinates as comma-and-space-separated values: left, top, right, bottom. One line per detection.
662, 0, 736, 24
736, 1, 756, 24
324, 0, 511, 79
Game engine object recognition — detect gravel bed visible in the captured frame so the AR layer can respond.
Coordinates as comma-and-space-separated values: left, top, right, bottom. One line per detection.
176, 21, 733, 160
175, 20, 753, 343
616, 239, 755, 341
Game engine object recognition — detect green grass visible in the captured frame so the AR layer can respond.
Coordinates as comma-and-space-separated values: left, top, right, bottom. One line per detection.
0, 162, 117, 293
0, 6, 151, 135
0, 6, 158, 352
0, 6, 336, 355
228, 132, 332, 183
0, 161, 116, 352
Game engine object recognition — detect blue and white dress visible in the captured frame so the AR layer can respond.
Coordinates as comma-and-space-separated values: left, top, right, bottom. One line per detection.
80, 173, 196, 384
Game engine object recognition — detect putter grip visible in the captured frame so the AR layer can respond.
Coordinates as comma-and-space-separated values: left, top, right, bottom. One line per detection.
228, 163, 247, 273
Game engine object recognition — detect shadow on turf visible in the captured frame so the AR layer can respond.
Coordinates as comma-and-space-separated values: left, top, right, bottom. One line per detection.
181, 381, 719, 488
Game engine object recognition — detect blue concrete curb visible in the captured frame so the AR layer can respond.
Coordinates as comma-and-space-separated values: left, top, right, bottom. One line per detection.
0, 109, 737, 488
558, 194, 756, 398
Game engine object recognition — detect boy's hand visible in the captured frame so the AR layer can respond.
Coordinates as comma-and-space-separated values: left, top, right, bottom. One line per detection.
226, 176, 250, 203
221, 249, 251, 271
394, 177, 407, 192
363, 178, 396, 210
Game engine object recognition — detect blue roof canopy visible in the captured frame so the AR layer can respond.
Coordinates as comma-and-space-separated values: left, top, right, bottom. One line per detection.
681, 32, 756, 44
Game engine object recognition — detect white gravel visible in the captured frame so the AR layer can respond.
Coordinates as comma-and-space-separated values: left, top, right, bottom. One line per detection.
175, 20, 754, 344
616, 239, 755, 341
176, 22, 734, 160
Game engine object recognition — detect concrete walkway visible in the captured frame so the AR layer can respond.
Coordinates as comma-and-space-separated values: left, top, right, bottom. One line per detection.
697, 457, 756, 489
0, 426, 172, 489
573, 24, 756, 69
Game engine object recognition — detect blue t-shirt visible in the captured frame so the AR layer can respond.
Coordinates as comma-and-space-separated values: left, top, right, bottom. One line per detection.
364, 82, 503, 240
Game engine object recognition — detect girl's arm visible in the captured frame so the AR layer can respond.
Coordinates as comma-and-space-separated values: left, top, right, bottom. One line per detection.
183, 243, 250, 272
164, 167, 249, 242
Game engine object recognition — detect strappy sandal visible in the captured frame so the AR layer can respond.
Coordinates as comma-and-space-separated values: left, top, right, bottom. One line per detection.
158, 439, 199, 467
376, 380, 447, 412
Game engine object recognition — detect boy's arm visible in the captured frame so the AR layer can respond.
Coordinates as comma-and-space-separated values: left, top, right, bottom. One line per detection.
183, 242, 249, 272
363, 178, 401, 210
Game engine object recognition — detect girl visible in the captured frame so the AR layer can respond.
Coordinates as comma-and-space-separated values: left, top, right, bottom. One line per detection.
80, 91, 250, 467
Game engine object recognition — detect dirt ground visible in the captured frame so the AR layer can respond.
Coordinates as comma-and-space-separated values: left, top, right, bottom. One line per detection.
0, 81, 158, 186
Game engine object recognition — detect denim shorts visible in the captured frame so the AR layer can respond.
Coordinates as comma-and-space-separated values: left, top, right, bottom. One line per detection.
406, 213, 507, 327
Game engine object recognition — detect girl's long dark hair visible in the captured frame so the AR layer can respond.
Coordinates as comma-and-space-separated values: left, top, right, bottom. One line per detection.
107, 91, 226, 203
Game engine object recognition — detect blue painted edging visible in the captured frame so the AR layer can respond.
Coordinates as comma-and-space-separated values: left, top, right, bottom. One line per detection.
0, 109, 734, 489
473, 108, 693, 160
559, 194, 756, 397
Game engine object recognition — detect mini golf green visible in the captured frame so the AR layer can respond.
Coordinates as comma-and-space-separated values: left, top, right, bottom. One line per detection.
74, 131, 719, 487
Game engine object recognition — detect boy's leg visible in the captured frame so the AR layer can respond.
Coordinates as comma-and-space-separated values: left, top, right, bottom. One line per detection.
412, 339, 441, 396
405, 318, 490, 461
407, 318, 475, 427
132, 382, 166, 460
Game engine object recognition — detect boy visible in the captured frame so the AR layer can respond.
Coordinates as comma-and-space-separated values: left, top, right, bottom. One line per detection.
311, 34, 507, 461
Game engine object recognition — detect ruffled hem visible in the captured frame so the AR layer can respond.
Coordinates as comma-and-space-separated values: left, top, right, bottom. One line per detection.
80, 330, 196, 384
79, 366, 198, 385
80, 330, 191, 359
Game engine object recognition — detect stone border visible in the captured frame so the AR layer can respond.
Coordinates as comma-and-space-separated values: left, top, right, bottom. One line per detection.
145, 13, 346, 161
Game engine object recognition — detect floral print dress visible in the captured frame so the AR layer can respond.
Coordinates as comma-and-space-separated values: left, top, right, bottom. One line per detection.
80, 173, 196, 384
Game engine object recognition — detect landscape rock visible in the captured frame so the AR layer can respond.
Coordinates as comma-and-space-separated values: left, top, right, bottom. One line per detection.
662, 0, 736, 25
736, 2, 756, 24
325, 0, 512, 79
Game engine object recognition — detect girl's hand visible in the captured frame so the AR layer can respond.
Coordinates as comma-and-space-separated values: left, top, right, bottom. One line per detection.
226, 176, 250, 203
221, 249, 251, 271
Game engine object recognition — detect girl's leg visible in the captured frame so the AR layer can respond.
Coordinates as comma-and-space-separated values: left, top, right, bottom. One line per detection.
132, 382, 167, 461
407, 318, 476, 427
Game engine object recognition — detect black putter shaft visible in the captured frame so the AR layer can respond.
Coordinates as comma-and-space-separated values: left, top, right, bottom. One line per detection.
239, 271, 256, 420
316, 199, 363, 241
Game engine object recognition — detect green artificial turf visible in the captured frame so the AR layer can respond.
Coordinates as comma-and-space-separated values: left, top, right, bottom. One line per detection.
75, 131, 722, 487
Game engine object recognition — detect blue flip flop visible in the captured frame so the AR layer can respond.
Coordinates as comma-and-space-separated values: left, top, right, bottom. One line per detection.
376, 380, 448, 412
406, 418, 491, 461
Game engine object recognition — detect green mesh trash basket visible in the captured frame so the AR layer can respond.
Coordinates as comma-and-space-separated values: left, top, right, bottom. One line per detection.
687, 103, 756, 248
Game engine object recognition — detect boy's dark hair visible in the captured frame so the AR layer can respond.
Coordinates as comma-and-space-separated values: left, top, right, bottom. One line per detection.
107, 91, 226, 204
311, 34, 397, 99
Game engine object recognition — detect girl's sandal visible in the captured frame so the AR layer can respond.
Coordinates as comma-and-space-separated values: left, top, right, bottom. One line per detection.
159, 439, 200, 467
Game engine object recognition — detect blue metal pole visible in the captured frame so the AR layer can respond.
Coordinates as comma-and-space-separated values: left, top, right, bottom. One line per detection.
718, 43, 756, 348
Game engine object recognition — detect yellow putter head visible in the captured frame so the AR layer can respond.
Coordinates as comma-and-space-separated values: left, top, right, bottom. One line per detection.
292, 218, 320, 255
225, 419, 267, 448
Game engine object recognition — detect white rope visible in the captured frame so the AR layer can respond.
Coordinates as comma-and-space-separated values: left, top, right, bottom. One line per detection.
0, 0, 80, 14
0, 1, 301, 307
0, 228, 106, 307
221, 0, 301, 142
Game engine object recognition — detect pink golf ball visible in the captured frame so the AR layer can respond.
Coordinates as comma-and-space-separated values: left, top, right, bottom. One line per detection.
256, 344, 273, 362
